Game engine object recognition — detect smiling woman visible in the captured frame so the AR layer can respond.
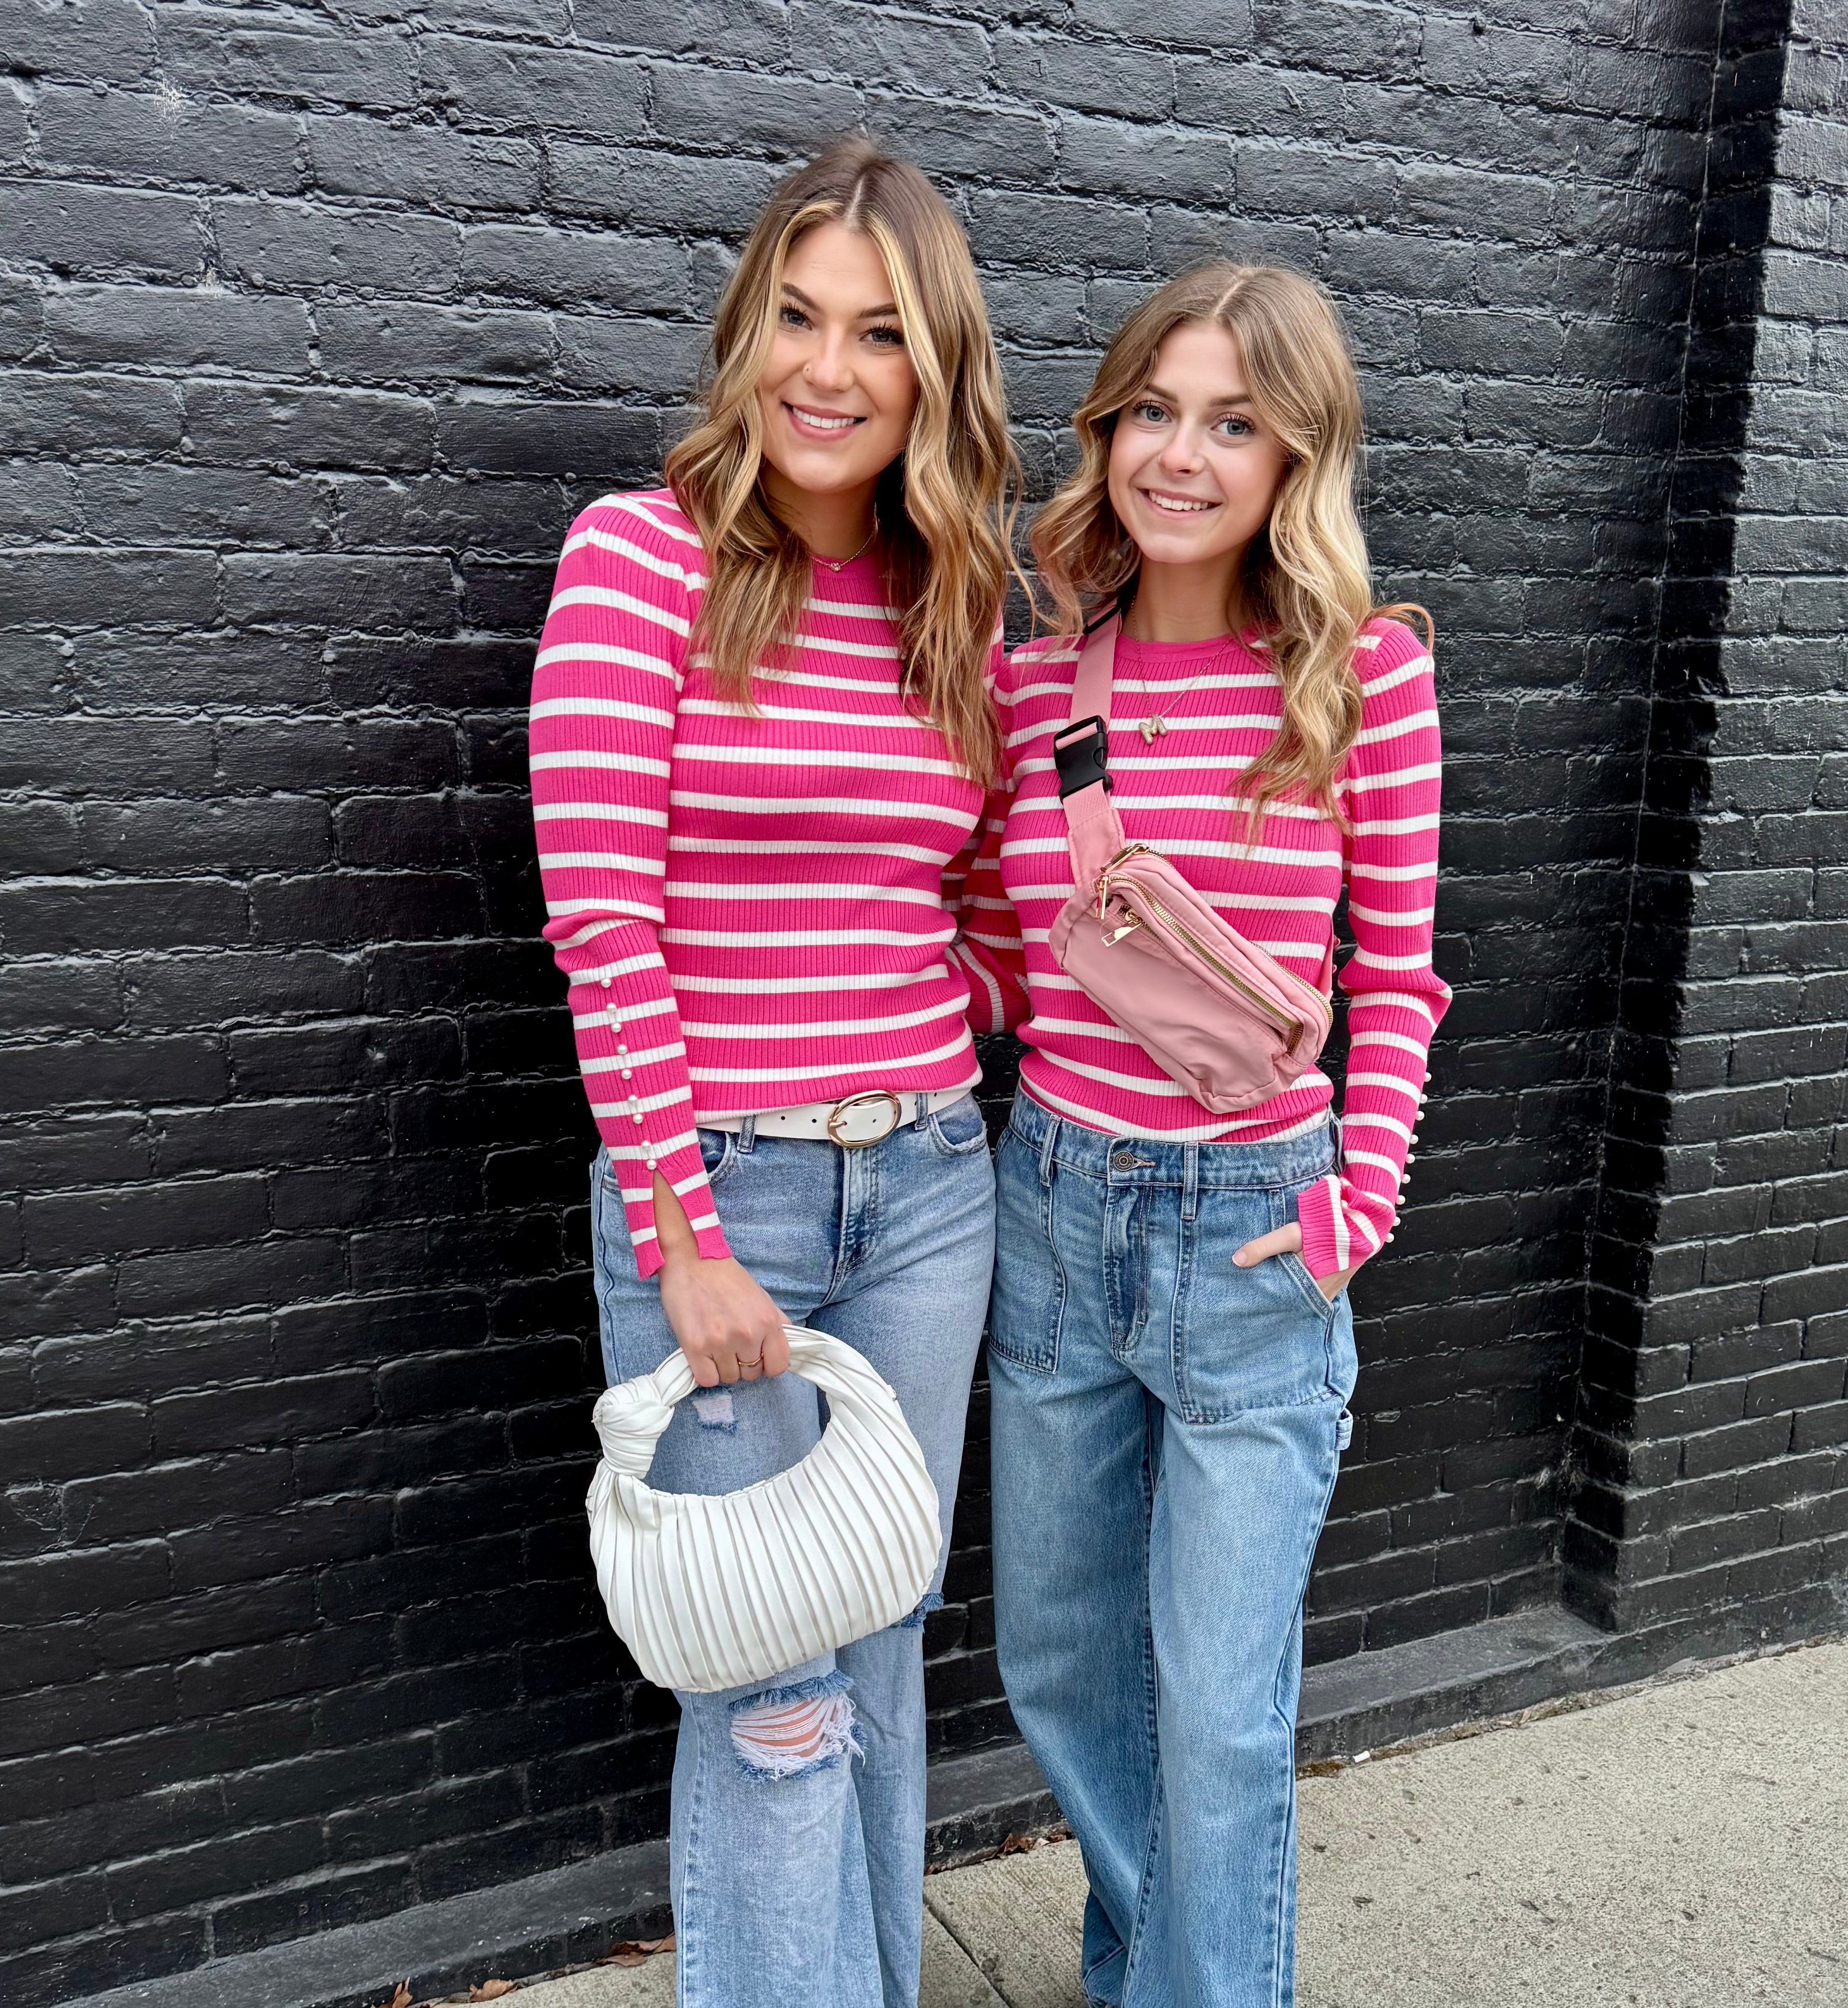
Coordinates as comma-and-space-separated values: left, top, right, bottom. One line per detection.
963, 264, 1453, 2008
755, 232, 917, 533
527, 138, 1018, 2008
664, 141, 1015, 787
1106, 324, 1293, 588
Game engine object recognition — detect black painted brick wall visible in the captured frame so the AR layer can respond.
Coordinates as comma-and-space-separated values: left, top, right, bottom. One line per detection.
0, 1, 1840, 2002
1565, 0, 1848, 1634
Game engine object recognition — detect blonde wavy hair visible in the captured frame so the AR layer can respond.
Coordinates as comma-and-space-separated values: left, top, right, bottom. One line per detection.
1031, 262, 1429, 829
664, 137, 1019, 785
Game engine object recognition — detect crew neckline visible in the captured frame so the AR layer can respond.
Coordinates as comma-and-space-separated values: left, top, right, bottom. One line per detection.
1114, 628, 1264, 665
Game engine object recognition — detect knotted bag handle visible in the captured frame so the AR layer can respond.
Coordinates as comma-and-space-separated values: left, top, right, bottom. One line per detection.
591, 1327, 885, 1479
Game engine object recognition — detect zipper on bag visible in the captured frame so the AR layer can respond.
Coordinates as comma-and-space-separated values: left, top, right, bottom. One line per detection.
1092, 844, 1330, 1051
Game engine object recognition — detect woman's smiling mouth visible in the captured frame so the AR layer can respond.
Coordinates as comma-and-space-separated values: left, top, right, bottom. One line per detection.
784, 403, 865, 437
1139, 487, 1221, 514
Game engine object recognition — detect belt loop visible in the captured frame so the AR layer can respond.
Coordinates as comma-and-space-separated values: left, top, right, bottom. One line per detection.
912, 1091, 930, 1131
1037, 1111, 1058, 1189
1182, 1143, 1199, 1223
737, 1113, 757, 1154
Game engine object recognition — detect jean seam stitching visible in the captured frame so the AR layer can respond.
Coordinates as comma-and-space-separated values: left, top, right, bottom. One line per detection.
1282, 1247, 1338, 1326
1039, 1152, 1067, 1372
1264, 1410, 1342, 2007
1122, 1402, 1164, 1997
1132, 1189, 1149, 1344
590, 1154, 624, 1384
676, 1692, 712, 2008
928, 1107, 990, 1157
1172, 1189, 1194, 1419
990, 1136, 1060, 1375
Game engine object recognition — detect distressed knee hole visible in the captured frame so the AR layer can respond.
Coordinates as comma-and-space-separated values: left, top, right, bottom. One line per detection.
730, 1690, 856, 1779
690, 1389, 736, 1431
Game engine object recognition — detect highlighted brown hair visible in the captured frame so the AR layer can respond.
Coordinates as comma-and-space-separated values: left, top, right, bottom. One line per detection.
1031, 262, 1430, 829
664, 136, 1020, 785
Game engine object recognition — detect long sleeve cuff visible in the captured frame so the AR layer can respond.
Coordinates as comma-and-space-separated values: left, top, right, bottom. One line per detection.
949, 936, 1030, 1037
607, 1129, 732, 1280
1294, 1170, 1391, 1282
570, 955, 730, 1280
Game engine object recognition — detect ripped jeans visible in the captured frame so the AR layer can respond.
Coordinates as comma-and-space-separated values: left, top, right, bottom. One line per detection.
988, 1093, 1357, 2008
590, 1094, 995, 2008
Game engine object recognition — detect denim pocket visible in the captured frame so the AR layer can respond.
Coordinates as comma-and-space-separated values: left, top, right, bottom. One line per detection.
926, 1096, 991, 1158
987, 1129, 1063, 1373
696, 1127, 736, 1187
602, 1130, 737, 1193
1172, 1184, 1338, 1421
1281, 1247, 1340, 1321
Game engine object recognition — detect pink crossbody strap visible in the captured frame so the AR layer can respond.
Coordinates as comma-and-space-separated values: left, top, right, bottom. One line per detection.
1054, 613, 1338, 1002
1056, 617, 1127, 889
1069, 614, 1118, 733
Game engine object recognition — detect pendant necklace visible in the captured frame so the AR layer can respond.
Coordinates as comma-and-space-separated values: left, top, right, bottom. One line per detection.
1137, 660, 1212, 743
816, 524, 879, 572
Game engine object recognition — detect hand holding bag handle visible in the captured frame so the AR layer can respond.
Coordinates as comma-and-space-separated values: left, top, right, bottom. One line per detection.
585, 1327, 942, 1694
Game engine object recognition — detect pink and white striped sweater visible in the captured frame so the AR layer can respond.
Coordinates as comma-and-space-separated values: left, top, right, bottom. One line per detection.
963, 620, 1450, 1281
530, 489, 996, 1279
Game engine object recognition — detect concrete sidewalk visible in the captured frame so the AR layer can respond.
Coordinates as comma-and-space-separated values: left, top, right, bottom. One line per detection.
425, 1638, 1847, 2008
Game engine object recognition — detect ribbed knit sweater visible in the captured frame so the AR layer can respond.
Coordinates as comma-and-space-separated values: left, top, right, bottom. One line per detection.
530, 489, 993, 1279
963, 619, 1450, 1281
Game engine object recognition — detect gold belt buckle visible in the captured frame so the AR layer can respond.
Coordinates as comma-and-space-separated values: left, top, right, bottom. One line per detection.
826, 1090, 904, 1148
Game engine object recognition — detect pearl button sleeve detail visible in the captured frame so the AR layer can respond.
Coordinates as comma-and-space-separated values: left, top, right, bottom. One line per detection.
531, 507, 728, 1280
1292, 625, 1450, 1280
530, 490, 993, 1280
992, 617, 1448, 1286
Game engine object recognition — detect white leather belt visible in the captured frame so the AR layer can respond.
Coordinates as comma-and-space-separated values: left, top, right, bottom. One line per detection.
700, 1086, 974, 1149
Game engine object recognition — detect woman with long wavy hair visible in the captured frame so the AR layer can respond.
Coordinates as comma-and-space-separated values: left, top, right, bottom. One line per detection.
528, 138, 1017, 2008
963, 264, 1451, 2007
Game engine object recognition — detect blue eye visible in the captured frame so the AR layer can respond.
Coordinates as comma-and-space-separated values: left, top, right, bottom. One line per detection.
779, 303, 809, 329
865, 323, 905, 348
1132, 400, 1168, 424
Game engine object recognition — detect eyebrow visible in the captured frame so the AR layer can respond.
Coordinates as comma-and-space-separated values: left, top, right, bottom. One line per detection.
782, 282, 901, 321
1143, 380, 1254, 408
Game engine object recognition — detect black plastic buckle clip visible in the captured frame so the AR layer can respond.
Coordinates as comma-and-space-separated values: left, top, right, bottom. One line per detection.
1053, 716, 1112, 800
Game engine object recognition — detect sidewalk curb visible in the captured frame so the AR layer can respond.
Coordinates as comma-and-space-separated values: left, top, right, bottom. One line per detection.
58, 1586, 1845, 2008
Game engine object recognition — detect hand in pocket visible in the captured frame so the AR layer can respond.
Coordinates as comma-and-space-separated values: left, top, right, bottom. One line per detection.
1232, 1221, 1355, 1302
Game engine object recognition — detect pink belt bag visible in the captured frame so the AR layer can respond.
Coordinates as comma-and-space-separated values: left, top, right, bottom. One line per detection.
1047, 616, 1334, 1114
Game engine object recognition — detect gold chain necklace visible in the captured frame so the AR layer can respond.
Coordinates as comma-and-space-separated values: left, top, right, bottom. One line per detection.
816, 524, 879, 572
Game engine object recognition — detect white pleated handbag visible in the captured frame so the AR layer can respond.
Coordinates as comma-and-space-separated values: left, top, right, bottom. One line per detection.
585, 1327, 942, 1694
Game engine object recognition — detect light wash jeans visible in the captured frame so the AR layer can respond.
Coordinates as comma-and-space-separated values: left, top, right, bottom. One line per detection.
988, 1090, 1357, 2008
589, 1094, 994, 2008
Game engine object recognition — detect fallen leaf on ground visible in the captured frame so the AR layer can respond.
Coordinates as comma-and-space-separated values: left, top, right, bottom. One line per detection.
602, 1934, 675, 1966
998, 1832, 1039, 1855
470, 1985, 516, 2001
376, 1987, 411, 2008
